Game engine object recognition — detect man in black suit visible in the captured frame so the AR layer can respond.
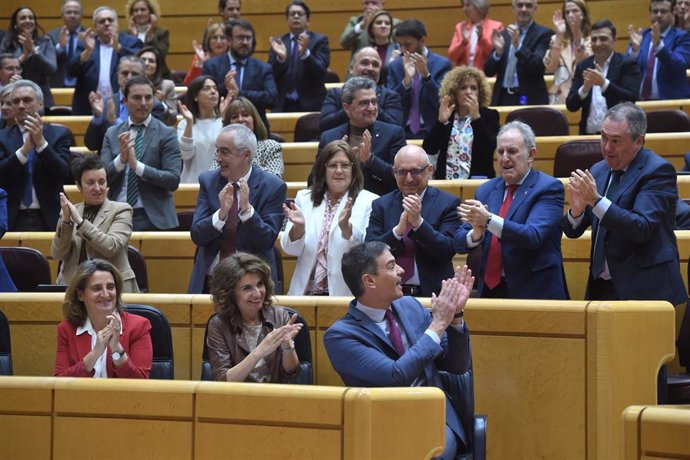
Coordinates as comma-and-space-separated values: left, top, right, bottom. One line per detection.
269, 0, 330, 112
203, 19, 277, 129
320, 46, 403, 131
318, 76, 406, 196
68, 6, 143, 115
0, 54, 21, 90
484, 0, 553, 106
567, 20, 640, 134
47, 0, 84, 89
0, 80, 72, 231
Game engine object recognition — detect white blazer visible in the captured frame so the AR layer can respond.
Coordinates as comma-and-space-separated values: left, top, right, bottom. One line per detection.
281, 189, 378, 296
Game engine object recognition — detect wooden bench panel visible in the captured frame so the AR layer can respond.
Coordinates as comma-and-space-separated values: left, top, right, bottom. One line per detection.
622, 405, 690, 460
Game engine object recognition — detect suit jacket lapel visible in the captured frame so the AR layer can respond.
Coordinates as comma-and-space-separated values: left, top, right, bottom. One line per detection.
506, 170, 536, 220
92, 199, 112, 228
487, 179, 505, 214
140, 119, 156, 158
75, 331, 92, 367
609, 149, 645, 203
348, 303, 397, 354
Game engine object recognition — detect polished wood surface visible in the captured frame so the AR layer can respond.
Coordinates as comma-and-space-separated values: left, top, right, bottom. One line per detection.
622, 405, 690, 459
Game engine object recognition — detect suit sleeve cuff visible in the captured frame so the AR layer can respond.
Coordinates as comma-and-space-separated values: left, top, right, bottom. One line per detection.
487, 214, 504, 238
134, 160, 145, 176
592, 196, 611, 219
15, 149, 28, 165
424, 329, 441, 345
114, 155, 125, 172
212, 210, 225, 231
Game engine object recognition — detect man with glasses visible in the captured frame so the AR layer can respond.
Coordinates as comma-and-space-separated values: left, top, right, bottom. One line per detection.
203, 18, 277, 129
68, 6, 143, 115
0, 54, 22, 90
188, 124, 286, 294
627, 0, 690, 100
317, 76, 406, 196
366, 144, 461, 297
269, 0, 330, 112
455, 121, 568, 299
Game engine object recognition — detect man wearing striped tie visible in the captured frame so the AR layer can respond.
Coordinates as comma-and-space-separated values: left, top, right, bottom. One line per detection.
101, 75, 181, 231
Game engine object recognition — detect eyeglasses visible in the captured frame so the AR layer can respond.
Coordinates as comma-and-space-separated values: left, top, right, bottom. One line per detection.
288, 11, 306, 18
650, 8, 671, 14
209, 35, 228, 41
355, 99, 378, 108
326, 162, 353, 171
97, 17, 116, 24
232, 34, 253, 43
393, 165, 430, 178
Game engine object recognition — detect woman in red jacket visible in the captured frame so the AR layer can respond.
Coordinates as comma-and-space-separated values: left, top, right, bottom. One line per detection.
54, 259, 152, 378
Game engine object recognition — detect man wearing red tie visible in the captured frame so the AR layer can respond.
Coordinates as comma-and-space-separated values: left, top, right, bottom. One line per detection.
455, 120, 568, 299
188, 124, 286, 294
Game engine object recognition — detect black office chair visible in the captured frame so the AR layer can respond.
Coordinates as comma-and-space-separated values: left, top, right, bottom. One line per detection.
505, 107, 569, 136
553, 139, 602, 178
667, 264, 690, 403
0, 247, 51, 291
127, 245, 149, 293
439, 369, 487, 459
0, 309, 12, 376
293, 113, 321, 142
125, 304, 174, 379
201, 307, 313, 384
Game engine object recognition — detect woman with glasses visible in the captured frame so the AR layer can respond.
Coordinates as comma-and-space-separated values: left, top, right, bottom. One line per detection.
422, 66, 498, 180
0, 7, 57, 109
281, 140, 378, 296
184, 23, 229, 86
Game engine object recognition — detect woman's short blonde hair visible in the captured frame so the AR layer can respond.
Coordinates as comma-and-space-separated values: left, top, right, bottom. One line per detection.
125, 0, 161, 19
439, 66, 491, 107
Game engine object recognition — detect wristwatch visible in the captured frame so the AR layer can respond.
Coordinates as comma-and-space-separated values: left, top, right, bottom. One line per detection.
111, 349, 124, 361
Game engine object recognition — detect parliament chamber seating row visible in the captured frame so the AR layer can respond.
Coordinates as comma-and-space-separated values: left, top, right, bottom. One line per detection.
622, 405, 690, 459
0, 293, 675, 458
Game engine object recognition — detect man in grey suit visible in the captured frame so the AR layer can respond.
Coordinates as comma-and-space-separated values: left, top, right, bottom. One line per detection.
100, 76, 181, 230
47, 0, 84, 89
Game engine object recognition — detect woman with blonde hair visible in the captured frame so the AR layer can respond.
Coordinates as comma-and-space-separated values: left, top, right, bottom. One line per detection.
124, 0, 170, 78
447, 0, 503, 70
542, 0, 592, 104
184, 23, 229, 86
423, 66, 498, 179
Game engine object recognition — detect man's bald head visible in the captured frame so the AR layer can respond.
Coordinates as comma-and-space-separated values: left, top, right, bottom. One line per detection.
393, 145, 434, 196
350, 46, 382, 83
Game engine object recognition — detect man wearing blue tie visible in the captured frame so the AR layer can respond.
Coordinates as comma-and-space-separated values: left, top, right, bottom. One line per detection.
47, 0, 84, 89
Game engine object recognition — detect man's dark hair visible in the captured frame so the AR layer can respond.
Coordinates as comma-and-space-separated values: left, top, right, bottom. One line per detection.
218, 0, 242, 9
286, 0, 310, 18
591, 19, 617, 39
342, 242, 390, 298
124, 75, 154, 98
649, 0, 676, 10
394, 19, 427, 40
225, 18, 256, 54
0, 53, 17, 69
71, 155, 105, 187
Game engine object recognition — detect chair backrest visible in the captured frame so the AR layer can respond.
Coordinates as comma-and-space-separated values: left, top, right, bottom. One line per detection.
0, 247, 51, 292
49, 122, 76, 147
201, 307, 313, 383
293, 113, 322, 142
125, 304, 174, 379
127, 245, 149, 293
646, 110, 690, 133
325, 68, 340, 83
0, 309, 12, 376
505, 107, 570, 136
174, 210, 195, 232
268, 132, 285, 143
553, 139, 602, 177
273, 245, 284, 295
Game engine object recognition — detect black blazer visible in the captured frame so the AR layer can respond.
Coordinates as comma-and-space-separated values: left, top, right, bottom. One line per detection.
566, 53, 640, 134
319, 85, 403, 132
422, 106, 499, 179
269, 31, 330, 112
484, 22, 553, 105
47, 26, 84, 88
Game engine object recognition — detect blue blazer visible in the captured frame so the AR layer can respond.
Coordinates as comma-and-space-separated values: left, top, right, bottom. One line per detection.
0, 188, 17, 292
319, 85, 403, 132
455, 170, 568, 299
318, 120, 406, 196
67, 34, 143, 115
484, 22, 553, 105
203, 54, 278, 129
563, 148, 686, 304
366, 186, 461, 297
324, 297, 471, 448
629, 27, 690, 100
100, 117, 181, 230
386, 50, 452, 136
269, 31, 330, 112
0, 124, 72, 231
188, 167, 286, 293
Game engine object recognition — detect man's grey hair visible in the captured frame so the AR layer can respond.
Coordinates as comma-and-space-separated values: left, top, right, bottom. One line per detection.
118, 55, 145, 72
342, 76, 376, 105
604, 102, 647, 139
62, 0, 83, 14
497, 120, 536, 151
11, 79, 44, 104
93, 6, 117, 22
464, 0, 490, 16
221, 123, 257, 157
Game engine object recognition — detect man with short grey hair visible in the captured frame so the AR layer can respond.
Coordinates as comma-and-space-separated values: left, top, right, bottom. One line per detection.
188, 124, 286, 293
456, 120, 568, 299
0, 80, 72, 231
318, 76, 406, 196
47, 0, 84, 88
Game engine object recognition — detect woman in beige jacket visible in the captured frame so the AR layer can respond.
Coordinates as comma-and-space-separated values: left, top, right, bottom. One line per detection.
51, 156, 138, 292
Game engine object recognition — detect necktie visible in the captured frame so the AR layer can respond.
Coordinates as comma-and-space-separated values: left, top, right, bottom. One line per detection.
591, 170, 623, 279
219, 183, 240, 260
398, 226, 416, 284
67, 31, 76, 60
233, 60, 244, 89
409, 73, 422, 134
484, 184, 518, 289
384, 308, 406, 356
23, 148, 36, 207
287, 37, 300, 94
640, 42, 656, 100
126, 125, 144, 207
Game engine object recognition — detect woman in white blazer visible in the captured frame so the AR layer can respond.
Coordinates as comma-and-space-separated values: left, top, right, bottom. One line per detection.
281, 140, 378, 296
